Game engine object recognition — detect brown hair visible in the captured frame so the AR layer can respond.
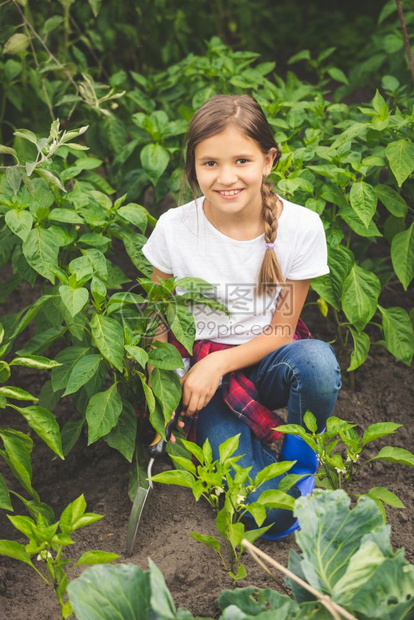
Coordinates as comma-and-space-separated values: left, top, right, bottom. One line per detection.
184, 94, 284, 296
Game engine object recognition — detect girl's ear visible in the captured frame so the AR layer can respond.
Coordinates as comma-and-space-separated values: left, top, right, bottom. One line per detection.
263, 147, 277, 176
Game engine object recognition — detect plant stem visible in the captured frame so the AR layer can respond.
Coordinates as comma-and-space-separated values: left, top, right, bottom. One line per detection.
242, 539, 358, 620
395, 0, 414, 84
31, 564, 53, 587
11, 0, 80, 96
333, 310, 345, 349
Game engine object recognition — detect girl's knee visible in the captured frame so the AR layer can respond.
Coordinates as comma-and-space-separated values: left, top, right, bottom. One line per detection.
296, 339, 342, 394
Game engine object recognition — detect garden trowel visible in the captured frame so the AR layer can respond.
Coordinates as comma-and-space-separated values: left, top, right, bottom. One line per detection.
125, 415, 178, 556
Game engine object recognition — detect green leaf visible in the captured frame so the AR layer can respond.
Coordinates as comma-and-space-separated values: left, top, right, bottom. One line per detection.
0, 144, 19, 161
0, 429, 36, 498
229, 564, 248, 582
61, 418, 84, 457
22, 227, 59, 283
349, 181, 377, 227
311, 246, 353, 310
374, 185, 408, 218
74, 550, 120, 567
12, 405, 64, 459
86, 384, 123, 444
10, 354, 61, 369
367, 487, 405, 509
190, 531, 221, 554
181, 439, 204, 464
91, 314, 124, 372
169, 455, 196, 474
385, 140, 414, 187
338, 205, 382, 237
254, 461, 296, 487
0, 541, 33, 566
137, 371, 156, 415
8, 295, 54, 341
166, 305, 195, 355
140, 143, 169, 186
327, 67, 348, 84
257, 489, 296, 510
147, 342, 184, 371
219, 434, 240, 463
245, 502, 267, 526
63, 354, 102, 397
372, 446, 414, 467
332, 538, 414, 616
150, 469, 194, 488
0, 386, 37, 401
59, 285, 89, 317
117, 204, 148, 231
103, 401, 137, 462
378, 305, 414, 365
17, 325, 66, 356
51, 347, 90, 391
150, 368, 182, 420
288, 49, 311, 64
125, 345, 148, 369
175, 277, 215, 293
68, 564, 151, 620
49, 209, 84, 224
362, 422, 402, 447
36, 168, 65, 191
391, 223, 414, 290
88, 0, 102, 18
342, 265, 381, 331
0, 473, 12, 511
292, 490, 384, 593
347, 328, 370, 371
223, 587, 301, 616
5, 209, 33, 241
304, 411, 317, 433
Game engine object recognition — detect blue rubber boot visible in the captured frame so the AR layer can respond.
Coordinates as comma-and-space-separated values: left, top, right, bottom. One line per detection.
260, 434, 319, 541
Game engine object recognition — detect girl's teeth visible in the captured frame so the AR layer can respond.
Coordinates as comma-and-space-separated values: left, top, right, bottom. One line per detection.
219, 190, 240, 196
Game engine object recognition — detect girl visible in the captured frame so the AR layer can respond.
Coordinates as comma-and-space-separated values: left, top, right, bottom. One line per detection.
142, 94, 341, 536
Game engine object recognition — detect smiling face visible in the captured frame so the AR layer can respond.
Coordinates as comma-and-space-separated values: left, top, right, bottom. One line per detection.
194, 124, 275, 223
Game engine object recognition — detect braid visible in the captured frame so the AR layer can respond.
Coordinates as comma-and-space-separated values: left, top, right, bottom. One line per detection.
258, 182, 284, 296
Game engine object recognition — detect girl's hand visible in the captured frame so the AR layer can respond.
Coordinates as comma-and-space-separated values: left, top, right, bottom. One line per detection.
180, 352, 225, 416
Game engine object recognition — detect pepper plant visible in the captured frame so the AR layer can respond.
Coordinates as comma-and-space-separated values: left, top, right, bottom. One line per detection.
151, 433, 297, 583
0, 319, 64, 512
277, 410, 414, 518
0, 493, 119, 619
0, 122, 229, 504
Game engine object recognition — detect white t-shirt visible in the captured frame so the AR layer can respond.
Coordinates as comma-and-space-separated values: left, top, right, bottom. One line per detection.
142, 196, 329, 345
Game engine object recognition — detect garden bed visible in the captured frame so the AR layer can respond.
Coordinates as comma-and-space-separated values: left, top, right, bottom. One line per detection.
0, 288, 412, 619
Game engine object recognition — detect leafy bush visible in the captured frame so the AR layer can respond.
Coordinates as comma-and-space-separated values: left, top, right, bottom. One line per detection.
0, 121, 225, 503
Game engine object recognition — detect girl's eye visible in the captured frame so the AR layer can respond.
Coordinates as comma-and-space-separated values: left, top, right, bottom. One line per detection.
236, 158, 248, 164
204, 161, 216, 167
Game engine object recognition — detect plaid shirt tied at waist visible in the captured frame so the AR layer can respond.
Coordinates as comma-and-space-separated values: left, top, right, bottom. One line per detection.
170, 318, 312, 446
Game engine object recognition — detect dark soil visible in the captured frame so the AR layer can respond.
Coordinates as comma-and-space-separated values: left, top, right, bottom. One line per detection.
0, 282, 413, 620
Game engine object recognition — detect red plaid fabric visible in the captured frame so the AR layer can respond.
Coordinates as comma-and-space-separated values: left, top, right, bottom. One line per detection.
170, 318, 312, 446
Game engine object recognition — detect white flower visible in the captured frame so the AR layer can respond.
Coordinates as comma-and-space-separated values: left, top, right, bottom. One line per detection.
36, 550, 52, 562
215, 487, 225, 496
236, 495, 246, 505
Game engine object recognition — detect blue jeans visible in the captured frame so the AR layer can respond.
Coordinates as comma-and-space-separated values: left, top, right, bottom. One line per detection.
195, 339, 342, 533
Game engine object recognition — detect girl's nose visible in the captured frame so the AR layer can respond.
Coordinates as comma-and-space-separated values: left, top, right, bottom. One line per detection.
217, 166, 238, 186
